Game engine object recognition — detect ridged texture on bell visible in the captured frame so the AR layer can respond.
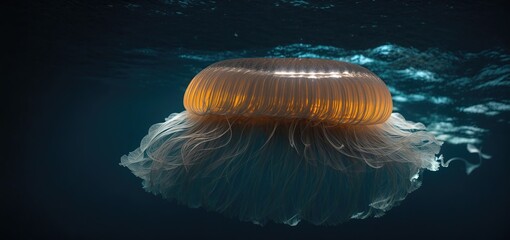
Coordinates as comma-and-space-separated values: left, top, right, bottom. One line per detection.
184, 58, 392, 125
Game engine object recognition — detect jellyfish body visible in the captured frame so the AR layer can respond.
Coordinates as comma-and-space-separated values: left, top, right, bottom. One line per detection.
121, 58, 441, 225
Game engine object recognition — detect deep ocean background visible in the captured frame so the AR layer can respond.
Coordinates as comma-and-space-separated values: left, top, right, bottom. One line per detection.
3, 1, 510, 239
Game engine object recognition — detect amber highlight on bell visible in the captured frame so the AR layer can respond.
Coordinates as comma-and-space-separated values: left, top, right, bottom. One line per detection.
184, 58, 392, 125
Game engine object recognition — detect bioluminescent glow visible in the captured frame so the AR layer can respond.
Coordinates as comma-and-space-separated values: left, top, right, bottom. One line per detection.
122, 58, 447, 226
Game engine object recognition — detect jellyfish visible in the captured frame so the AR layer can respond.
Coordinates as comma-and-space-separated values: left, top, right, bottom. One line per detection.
121, 58, 443, 226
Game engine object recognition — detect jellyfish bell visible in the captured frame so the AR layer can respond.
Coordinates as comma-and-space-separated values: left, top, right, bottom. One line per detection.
121, 58, 442, 225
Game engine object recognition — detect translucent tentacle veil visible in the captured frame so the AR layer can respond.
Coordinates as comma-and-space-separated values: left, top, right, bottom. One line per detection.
121, 58, 442, 226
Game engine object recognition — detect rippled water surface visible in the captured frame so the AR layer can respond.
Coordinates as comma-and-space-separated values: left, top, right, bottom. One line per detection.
5, 1, 509, 239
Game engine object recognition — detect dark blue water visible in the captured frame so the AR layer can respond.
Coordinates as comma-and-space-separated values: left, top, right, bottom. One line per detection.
4, 1, 509, 239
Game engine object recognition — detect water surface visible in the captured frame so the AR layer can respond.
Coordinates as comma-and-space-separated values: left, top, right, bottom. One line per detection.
5, 1, 509, 239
